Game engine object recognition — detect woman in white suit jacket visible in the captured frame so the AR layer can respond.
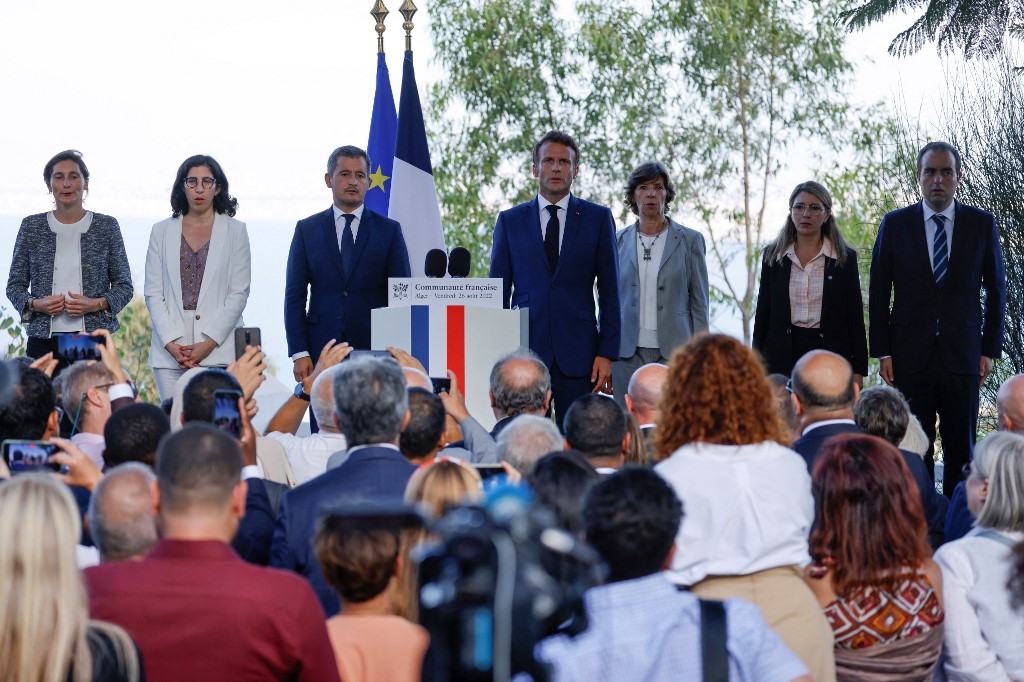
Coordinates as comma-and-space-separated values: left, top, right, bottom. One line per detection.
145, 155, 250, 400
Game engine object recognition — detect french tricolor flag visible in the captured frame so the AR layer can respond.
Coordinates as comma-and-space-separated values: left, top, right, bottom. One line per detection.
389, 50, 446, 277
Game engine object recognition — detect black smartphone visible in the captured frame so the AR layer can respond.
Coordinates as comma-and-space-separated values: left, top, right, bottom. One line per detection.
473, 464, 506, 481
430, 377, 451, 395
2, 440, 61, 474
55, 333, 102, 363
212, 389, 243, 439
348, 350, 393, 361
233, 327, 262, 360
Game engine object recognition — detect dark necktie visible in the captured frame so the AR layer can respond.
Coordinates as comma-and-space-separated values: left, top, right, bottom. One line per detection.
932, 214, 948, 284
544, 205, 560, 271
340, 213, 356, 274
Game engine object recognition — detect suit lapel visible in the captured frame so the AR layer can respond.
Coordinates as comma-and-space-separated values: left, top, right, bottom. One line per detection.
167, 218, 184, 309
623, 222, 639, 275
196, 213, 227, 310
558, 196, 583, 275
320, 207, 346, 281
527, 198, 550, 272
659, 221, 683, 274
344, 209, 374, 287
911, 202, 937, 283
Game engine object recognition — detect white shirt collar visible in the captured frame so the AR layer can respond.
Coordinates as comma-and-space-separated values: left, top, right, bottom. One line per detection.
538, 193, 571, 213
332, 203, 365, 223
801, 418, 856, 437
922, 200, 955, 225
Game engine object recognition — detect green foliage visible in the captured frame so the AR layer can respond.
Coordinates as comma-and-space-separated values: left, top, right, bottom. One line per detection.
839, 0, 1024, 60
0, 308, 27, 359
427, 0, 891, 340
115, 297, 159, 405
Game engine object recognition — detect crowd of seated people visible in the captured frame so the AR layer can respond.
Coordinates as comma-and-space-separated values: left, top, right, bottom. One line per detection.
2, 330, 1024, 682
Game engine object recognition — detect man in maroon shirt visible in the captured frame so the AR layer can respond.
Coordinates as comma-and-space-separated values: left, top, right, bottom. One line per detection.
85, 423, 339, 682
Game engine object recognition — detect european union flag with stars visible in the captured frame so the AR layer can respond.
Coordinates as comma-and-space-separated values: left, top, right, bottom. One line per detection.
365, 51, 397, 216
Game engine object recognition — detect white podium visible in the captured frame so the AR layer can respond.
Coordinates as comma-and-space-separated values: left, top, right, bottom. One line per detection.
373, 278, 527, 430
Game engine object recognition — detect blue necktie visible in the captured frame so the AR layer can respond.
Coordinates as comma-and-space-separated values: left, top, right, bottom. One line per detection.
932, 214, 948, 284
340, 214, 355, 274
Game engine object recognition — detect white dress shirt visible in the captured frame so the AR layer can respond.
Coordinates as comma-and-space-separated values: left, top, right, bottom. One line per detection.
265, 430, 348, 484
655, 440, 814, 587
637, 227, 668, 348
537, 194, 570, 254
48, 210, 92, 333
922, 202, 955, 268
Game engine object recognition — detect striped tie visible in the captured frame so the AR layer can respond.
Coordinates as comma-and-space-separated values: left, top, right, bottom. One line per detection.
932, 214, 948, 284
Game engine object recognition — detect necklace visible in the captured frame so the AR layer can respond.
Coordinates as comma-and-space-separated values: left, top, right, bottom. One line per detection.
637, 229, 665, 261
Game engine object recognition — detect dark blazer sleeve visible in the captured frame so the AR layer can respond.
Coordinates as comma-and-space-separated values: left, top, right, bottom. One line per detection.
842, 248, 869, 376
284, 222, 312, 357
385, 220, 412, 278
868, 213, 894, 359
269, 487, 300, 573
489, 210, 513, 308
97, 215, 134, 317
979, 213, 1006, 359
232, 478, 274, 565
752, 253, 772, 356
594, 206, 621, 360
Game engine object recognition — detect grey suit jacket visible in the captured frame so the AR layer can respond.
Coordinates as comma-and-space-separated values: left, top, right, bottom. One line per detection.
617, 219, 710, 358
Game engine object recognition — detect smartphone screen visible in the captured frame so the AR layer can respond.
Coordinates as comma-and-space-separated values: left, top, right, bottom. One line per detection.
212, 390, 243, 439
349, 350, 392, 361
430, 377, 451, 395
473, 464, 505, 481
2, 440, 61, 474
234, 327, 262, 360
55, 333, 102, 363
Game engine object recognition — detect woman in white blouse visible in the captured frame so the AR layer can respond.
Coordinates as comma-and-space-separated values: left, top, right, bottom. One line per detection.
145, 155, 250, 401
653, 333, 835, 682
934, 431, 1024, 681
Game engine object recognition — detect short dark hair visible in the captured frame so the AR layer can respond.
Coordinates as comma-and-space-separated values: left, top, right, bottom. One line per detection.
489, 350, 550, 417
315, 515, 400, 603
564, 394, 627, 459
43, 149, 89, 186
181, 369, 242, 424
170, 155, 239, 218
0, 366, 55, 442
916, 140, 963, 176
854, 386, 910, 447
623, 161, 677, 216
527, 451, 599, 535
582, 468, 683, 583
327, 145, 371, 175
155, 424, 242, 514
400, 388, 446, 460
103, 403, 171, 469
533, 130, 580, 169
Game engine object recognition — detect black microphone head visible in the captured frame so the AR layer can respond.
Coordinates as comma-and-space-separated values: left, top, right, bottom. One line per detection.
448, 247, 471, 278
424, 249, 448, 278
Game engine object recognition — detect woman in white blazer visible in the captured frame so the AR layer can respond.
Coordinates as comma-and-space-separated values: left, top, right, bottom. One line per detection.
145, 155, 250, 401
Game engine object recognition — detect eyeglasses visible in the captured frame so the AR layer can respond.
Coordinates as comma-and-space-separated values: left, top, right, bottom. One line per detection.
791, 203, 825, 215
962, 461, 984, 479
184, 176, 217, 190
785, 378, 794, 393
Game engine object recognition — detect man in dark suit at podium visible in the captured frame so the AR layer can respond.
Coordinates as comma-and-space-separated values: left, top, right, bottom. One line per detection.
869, 141, 1005, 496
489, 131, 620, 428
285, 145, 411, 388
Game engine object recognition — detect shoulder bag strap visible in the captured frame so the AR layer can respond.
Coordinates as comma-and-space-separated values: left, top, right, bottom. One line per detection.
700, 598, 729, 682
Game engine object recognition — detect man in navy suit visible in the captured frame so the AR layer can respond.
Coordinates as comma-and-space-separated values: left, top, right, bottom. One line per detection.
285, 146, 411, 388
489, 131, 620, 428
869, 141, 1005, 497
269, 356, 416, 615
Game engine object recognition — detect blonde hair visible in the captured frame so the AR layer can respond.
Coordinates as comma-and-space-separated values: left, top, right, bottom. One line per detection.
395, 460, 483, 620
0, 475, 140, 682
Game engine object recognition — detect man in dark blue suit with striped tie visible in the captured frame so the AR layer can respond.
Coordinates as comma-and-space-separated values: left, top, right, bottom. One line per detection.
869, 141, 1005, 496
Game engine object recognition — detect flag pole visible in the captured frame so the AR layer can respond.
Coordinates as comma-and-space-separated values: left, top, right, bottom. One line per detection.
399, 0, 417, 51
371, 0, 389, 53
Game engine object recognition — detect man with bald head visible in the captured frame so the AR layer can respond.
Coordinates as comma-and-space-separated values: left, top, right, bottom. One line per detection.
87, 462, 158, 563
791, 350, 947, 546
625, 363, 667, 460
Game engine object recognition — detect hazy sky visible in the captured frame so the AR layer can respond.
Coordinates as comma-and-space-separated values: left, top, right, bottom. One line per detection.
0, 1, 962, 367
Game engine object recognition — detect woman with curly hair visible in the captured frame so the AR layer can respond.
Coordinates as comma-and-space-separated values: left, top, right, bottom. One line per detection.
654, 333, 834, 682
145, 154, 251, 400
805, 433, 944, 680
0, 475, 144, 681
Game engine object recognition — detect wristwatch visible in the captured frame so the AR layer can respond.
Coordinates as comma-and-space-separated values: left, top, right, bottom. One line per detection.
294, 383, 311, 402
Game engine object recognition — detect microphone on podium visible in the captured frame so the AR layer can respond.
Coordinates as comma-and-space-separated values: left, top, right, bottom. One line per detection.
424, 249, 448, 278
448, 247, 471, 278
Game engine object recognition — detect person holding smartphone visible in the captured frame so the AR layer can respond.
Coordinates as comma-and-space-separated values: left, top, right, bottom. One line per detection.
145, 155, 251, 401
6, 150, 133, 371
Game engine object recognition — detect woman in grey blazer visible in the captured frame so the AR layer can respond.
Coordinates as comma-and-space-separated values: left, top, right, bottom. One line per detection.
6, 150, 133, 364
144, 155, 250, 400
613, 161, 710, 404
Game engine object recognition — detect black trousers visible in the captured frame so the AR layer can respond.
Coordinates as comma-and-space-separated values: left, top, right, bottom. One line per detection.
895, 352, 978, 498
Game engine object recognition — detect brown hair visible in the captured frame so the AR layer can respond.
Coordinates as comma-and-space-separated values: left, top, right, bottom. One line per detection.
654, 334, 787, 460
315, 516, 400, 604
809, 434, 931, 595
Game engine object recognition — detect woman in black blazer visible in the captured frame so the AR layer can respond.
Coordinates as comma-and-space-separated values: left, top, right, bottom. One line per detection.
753, 181, 868, 381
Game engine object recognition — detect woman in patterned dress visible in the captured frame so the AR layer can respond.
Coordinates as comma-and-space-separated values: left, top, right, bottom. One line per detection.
804, 433, 945, 681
